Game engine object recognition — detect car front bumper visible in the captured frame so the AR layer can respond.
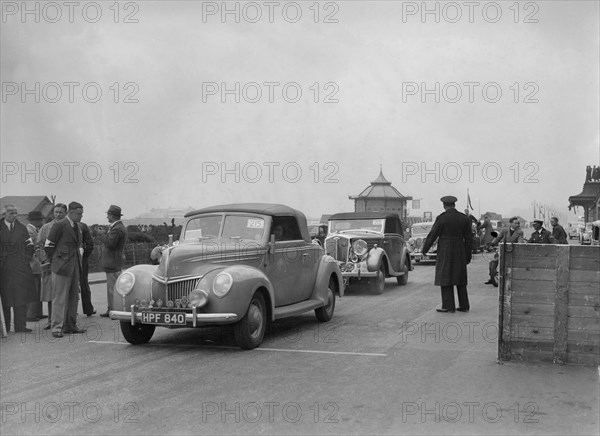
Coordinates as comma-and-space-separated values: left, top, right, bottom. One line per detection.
110, 308, 239, 327
410, 252, 437, 261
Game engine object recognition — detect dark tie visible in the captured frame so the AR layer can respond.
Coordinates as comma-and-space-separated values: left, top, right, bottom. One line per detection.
73, 223, 79, 243
9, 222, 13, 232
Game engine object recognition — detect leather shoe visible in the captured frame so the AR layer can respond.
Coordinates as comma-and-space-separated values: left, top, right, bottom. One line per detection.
44, 325, 51, 330
484, 280, 493, 284
436, 308, 455, 313
100, 311, 110, 318
26, 317, 40, 322
64, 327, 87, 334
15, 327, 33, 333
492, 281, 498, 287
86, 310, 97, 317
52, 332, 63, 338
39, 315, 48, 319
456, 307, 470, 312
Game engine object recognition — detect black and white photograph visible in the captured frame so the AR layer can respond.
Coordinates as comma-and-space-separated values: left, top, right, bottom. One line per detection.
1, 1, 599, 434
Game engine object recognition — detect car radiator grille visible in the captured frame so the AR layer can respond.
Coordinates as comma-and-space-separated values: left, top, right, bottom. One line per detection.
167, 278, 199, 302
325, 238, 349, 262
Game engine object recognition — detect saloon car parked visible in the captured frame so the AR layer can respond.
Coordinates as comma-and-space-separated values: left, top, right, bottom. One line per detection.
408, 221, 436, 263
579, 223, 593, 245
325, 212, 412, 294
110, 203, 344, 349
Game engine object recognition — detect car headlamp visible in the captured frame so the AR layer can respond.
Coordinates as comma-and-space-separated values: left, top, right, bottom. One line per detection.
352, 239, 368, 256
116, 272, 135, 296
213, 272, 233, 298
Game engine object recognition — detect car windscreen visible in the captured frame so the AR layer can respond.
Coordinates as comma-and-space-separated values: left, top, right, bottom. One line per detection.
411, 224, 432, 236
222, 215, 266, 240
183, 215, 223, 240
329, 219, 384, 233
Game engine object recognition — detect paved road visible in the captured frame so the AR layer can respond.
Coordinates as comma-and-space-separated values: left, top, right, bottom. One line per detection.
1, 255, 598, 435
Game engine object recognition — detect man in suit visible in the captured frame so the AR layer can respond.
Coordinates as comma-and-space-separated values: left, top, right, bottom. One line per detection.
0, 204, 37, 333
100, 205, 127, 317
44, 201, 86, 338
422, 196, 473, 313
550, 217, 568, 244
485, 217, 525, 287
79, 222, 96, 317
37, 203, 67, 330
528, 220, 558, 244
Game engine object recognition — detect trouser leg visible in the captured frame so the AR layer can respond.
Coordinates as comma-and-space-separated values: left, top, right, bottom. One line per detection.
106, 271, 121, 311
3, 305, 11, 332
80, 260, 94, 315
13, 305, 27, 331
26, 274, 42, 318
457, 285, 470, 310
66, 268, 80, 330
51, 273, 69, 334
440, 286, 456, 311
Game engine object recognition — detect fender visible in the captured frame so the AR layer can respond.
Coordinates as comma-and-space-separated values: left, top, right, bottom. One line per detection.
114, 264, 158, 311
311, 255, 345, 305
366, 247, 385, 272
221, 264, 276, 321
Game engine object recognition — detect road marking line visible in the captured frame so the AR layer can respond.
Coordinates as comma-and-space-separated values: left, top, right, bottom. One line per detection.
88, 341, 387, 356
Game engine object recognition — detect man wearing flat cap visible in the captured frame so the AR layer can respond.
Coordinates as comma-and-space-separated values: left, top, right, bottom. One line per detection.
422, 196, 473, 313
527, 220, 557, 244
100, 205, 127, 317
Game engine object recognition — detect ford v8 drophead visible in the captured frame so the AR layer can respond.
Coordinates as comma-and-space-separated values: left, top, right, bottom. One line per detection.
109, 203, 344, 349
324, 212, 412, 294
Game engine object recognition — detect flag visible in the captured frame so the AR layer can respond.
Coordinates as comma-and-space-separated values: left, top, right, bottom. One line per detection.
467, 189, 474, 211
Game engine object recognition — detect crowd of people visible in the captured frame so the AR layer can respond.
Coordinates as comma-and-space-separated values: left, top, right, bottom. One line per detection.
0, 202, 127, 336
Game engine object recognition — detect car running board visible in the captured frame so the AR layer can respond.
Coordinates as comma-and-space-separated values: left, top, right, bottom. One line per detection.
273, 300, 323, 320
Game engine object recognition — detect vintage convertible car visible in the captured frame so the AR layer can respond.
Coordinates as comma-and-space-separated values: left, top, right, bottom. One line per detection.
110, 203, 344, 349
408, 221, 437, 263
324, 212, 412, 294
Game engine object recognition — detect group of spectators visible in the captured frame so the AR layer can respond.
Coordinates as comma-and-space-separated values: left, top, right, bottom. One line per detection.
0, 202, 127, 337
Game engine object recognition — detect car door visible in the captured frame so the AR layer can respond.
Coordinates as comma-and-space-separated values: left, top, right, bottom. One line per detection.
383, 217, 403, 272
265, 217, 314, 306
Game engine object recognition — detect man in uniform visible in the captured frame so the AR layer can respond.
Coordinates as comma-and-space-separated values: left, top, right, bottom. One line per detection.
422, 196, 473, 313
528, 220, 558, 244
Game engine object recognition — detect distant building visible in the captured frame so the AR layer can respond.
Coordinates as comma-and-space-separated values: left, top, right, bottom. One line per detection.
126, 207, 196, 226
480, 211, 502, 221
349, 168, 412, 219
569, 167, 600, 222
0, 196, 54, 222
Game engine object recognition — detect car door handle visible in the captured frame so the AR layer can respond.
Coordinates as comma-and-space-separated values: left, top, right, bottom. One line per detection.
302, 253, 309, 261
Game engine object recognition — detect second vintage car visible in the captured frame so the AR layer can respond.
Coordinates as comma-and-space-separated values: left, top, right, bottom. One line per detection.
408, 221, 437, 263
109, 203, 344, 349
324, 212, 412, 294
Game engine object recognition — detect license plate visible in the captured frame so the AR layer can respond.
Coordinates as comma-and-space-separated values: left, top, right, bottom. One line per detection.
141, 312, 186, 325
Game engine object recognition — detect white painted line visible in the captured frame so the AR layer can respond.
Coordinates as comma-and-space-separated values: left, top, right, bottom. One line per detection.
256, 347, 387, 357
88, 341, 387, 356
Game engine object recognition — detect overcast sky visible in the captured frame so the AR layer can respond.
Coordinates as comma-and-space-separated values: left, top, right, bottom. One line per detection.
2, 0, 599, 224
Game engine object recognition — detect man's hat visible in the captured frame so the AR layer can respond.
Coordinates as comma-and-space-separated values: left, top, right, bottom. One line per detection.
27, 210, 44, 221
106, 205, 123, 217
440, 195, 457, 203
533, 219, 543, 225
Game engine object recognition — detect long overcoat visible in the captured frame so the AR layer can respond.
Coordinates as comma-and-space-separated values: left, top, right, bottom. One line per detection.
0, 218, 37, 306
422, 208, 472, 286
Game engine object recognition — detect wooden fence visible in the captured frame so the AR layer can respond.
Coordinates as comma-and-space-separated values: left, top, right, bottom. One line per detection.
498, 243, 600, 365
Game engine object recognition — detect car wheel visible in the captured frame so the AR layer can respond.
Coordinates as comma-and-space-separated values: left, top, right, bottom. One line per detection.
315, 277, 336, 322
234, 292, 267, 350
120, 322, 155, 345
369, 264, 385, 295
397, 259, 410, 286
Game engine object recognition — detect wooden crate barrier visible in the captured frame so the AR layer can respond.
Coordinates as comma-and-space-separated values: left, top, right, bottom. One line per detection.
498, 243, 600, 365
